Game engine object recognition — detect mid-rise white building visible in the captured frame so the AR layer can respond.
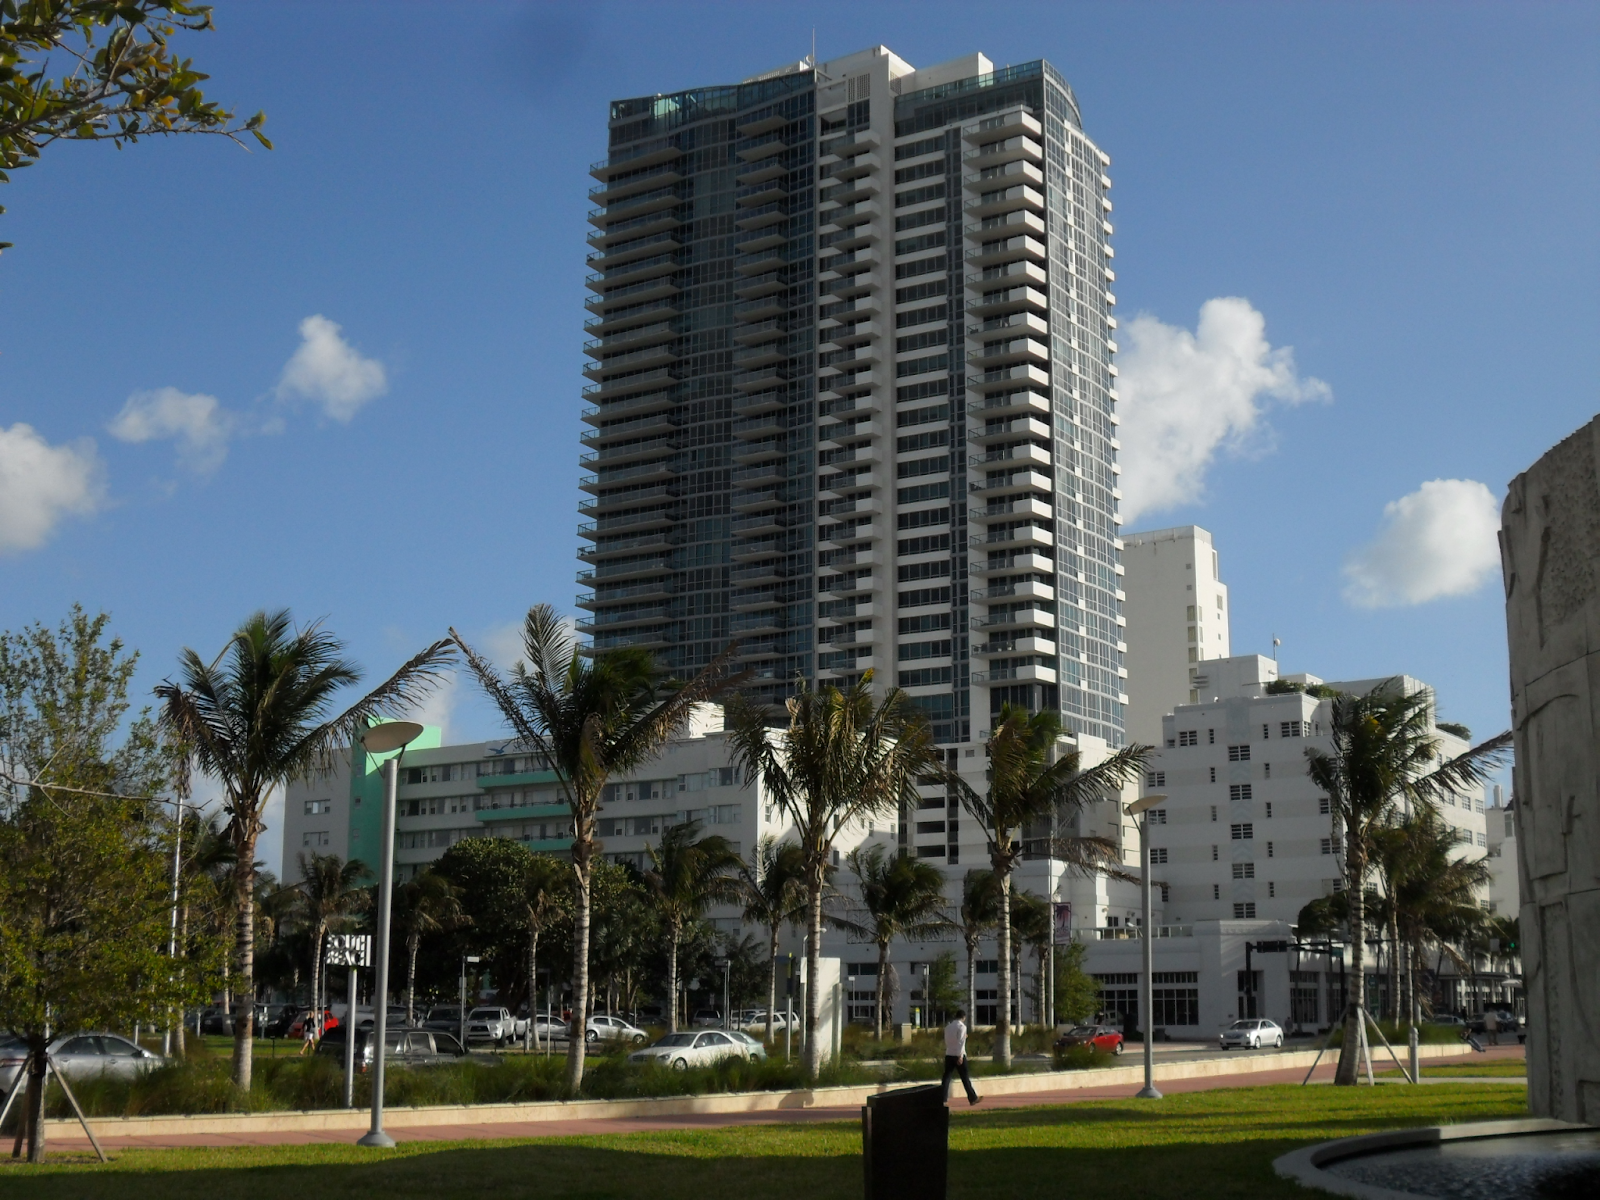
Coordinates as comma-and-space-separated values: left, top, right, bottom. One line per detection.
1487, 785, 1520, 919
1121, 525, 1230, 745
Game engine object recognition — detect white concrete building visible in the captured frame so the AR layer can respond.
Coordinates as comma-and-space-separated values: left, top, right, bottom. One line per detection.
1486, 785, 1520, 920
1121, 526, 1230, 746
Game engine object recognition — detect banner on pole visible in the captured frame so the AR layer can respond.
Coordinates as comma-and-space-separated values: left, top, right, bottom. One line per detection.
325, 934, 372, 967
1052, 902, 1073, 945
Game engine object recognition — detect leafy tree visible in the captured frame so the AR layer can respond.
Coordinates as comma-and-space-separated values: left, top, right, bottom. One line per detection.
0, 608, 219, 1161
958, 869, 1000, 1025
925, 950, 961, 1025
0, 1, 269, 252
736, 835, 805, 1042
450, 604, 737, 1090
587, 860, 650, 1022
1305, 681, 1509, 1084
391, 868, 464, 1025
1052, 941, 1098, 1025
157, 609, 453, 1089
642, 820, 743, 1031
727, 672, 940, 1079
830, 844, 954, 1039
1010, 890, 1051, 1029
294, 852, 367, 1034
518, 854, 569, 1045
959, 705, 1145, 1065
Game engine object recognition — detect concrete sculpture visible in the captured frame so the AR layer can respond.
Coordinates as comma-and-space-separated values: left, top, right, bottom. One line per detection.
1500, 413, 1600, 1125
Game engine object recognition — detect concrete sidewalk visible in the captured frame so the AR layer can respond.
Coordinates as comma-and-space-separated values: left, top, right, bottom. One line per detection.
44, 1044, 1525, 1152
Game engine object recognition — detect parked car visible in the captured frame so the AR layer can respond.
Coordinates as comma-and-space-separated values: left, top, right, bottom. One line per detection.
1427, 1013, 1468, 1028
198, 1007, 235, 1035
735, 1009, 794, 1033
690, 1008, 723, 1028
627, 1029, 749, 1070
261, 1006, 302, 1038
466, 1007, 516, 1045
1054, 1025, 1125, 1055
587, 1014, 649, 1044
355, 1006, 411, 1030
315, 1026, 468, 1071
1219, 1018, 1284, 1049
422, 1006, 464, 1036
526, 1012, 570, 1043
726, 1030, 768, 1062
1468, 1009, 1520, 1034
1, 1033, 167, 1093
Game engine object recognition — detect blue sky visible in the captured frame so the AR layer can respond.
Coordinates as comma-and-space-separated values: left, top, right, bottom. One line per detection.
2, 2, 1595, 872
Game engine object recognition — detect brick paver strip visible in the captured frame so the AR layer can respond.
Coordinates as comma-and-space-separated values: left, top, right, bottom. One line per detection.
44, 1044, 1525, 1151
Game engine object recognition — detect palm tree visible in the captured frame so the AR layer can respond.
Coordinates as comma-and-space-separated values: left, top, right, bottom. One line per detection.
1010, 891, 1052, 1029
958, 869, 1001, 1027
449, 604, 738, 1089
1305, 680, 1510, 1085
157, 609, 453, 1088
519, 854, 568, 1049
296, 852, 369, 1035
392, 868, 464, 1025
727, 673, 941, 1079
737, 835, 806, 1043
830, 845, 954, 1039
643, 820, 744, 1031
959, 704, 1146, 1066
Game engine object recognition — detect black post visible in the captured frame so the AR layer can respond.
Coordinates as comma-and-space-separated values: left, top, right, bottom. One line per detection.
1245, 941, 1254, 1019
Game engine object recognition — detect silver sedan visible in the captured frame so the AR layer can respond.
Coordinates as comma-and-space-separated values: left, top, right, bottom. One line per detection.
1, 1033, 166, 1093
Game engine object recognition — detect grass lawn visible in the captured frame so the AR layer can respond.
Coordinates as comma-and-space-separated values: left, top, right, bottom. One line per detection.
0, 1082, 1527, 1199
1378, 1059, 1528, 1078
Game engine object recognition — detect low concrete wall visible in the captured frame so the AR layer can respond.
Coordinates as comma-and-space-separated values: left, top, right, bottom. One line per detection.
46, 1042, 1485, 1141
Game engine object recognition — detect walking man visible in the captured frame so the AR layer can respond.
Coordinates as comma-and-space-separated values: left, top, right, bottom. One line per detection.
1484, 1009, 1499, 1047
942, 1008, 981, 1106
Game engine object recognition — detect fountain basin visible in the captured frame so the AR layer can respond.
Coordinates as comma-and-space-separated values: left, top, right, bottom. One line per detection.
1274, 1118, 1600, 1199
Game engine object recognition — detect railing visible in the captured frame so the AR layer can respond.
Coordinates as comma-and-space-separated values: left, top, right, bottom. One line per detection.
1079, 926, 1194, 941
583, 298, 680, 332
588, 161, 684, 201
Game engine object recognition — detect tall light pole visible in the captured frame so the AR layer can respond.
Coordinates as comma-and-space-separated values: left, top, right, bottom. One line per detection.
1128, 793, 1166, 1101
715, 957, 731, 1031
355, 719, 423, 1149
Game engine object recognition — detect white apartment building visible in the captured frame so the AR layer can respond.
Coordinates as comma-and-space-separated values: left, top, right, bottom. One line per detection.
580, 45, 1127, 750
1121, 525, 1230, 745
1139, 654, 1488, 928
1487, 785, 1520, 919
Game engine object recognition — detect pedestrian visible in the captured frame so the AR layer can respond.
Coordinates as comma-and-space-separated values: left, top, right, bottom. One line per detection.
1484, 1009, 1499, 1046
941, 1008, 982, 1106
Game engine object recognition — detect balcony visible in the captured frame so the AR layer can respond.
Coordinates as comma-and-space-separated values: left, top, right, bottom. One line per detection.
583, 320, 677, 359
971, 580, 1054, 603
964, 234, 1047, 270
968, 470, 1052, 497
969, 550, 1053, 577
730, 510, 792, 537
730, 459, 791, 488
731, 415, 784, 444
588, 211, 681, 252
579, 435, 679, 469
575, 579, 677, 609
967, 389, 1050, 419
577, 530, 682, 561
583, 298, 680, 337
970, 442, 1051, 471
576, 506, 680, 539
729, 558, 789, 585
963, 135, 1043, 171
733, 271, 789, 301
973, 634, 1056, 657
579, 467, 679, 502
737, 129, 803, 162
584, 275, 681, 312
963, 210, 1045, 243
734, 201, 790, 232
586, 231, 684, 274
817, 294, 881, 327
585, 251, 681, 294
819, 176, 878, 207
964, 160, 1044, 193
588, 161, 685, 205
966, 261, 1048, 294
969, 415, 1050, 445
731, 388, 787, 417
817, 368, 878, 399
733, 365, 791, 393
587, 184, 684, 227
966, 336, 1048, 371
969, 523, 1053, 551
965, 284, 1048, 319
733, 294, 788, 323
732, 318, 788, 347
972, 496, 1053, 523
971, 663, 1056, 685
819, 223, 876, 254
576, 554, 672, 583
731, 342, 786, 370
736, 177, 789, 208
967, 310, 1049, 340
729, 583, 782, 609
588, 628, 674, 652
970, 608, 1056, 632
580, 388, 678, 428
967, 362, 1050, 392
580, 367, 683, 402
732, 436, 785, 465
962, 108, 1043, 145
734, 227, 787, 256
962, 183, 1045, 220
735, 112, 788, 137
729, 611, 785, 637
583, 343, 678, 380
818, 199, 881, 230
818, 272, 875, 302
730, 486, 785, 512
820, 151, 881, 184
818, 130, 880, 161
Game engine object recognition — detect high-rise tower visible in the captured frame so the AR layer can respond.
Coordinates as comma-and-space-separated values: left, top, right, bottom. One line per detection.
579, 45, 1126, 747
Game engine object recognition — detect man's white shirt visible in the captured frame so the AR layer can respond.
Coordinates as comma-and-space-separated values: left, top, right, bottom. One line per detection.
945, 1018, 968, 1058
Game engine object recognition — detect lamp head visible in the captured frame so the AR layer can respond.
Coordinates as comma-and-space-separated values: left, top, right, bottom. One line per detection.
360, 720, 425, 754
1128, 793, 1167, 817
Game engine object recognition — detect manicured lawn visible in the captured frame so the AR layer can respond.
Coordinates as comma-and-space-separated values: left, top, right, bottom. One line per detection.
0, 1082, 1528, 1199
1380, 1059, 1528, 1078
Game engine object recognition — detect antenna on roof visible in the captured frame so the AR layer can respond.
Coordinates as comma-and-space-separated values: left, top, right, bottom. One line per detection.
1271, 635, 1281, 663
810, 28, 816, 68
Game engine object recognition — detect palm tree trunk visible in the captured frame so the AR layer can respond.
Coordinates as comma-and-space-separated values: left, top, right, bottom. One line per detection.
407, 932, 420, 1026
995, 870, 1013, 1068
766, 924, 779, 1045
566, 858, 592, 1091
966, 938, 977, 1030
1387, 906, 1401, 1026
1336, 847, 1366, 1086
666, 922, 680, 1034
876, 940, 890, 1041
231, 838, 258, 1090
525, 929, 539, 1052
804, 870, 824, 1080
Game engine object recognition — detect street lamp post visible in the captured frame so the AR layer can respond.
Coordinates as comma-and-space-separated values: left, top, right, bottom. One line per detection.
1128, 794, 1166, 1101
715, 957, 731, 1031
356, 720, 423, 1149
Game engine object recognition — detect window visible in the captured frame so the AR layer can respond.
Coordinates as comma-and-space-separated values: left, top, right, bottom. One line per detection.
1268, 882, 1276, 898
1149, 808, 1167, 825
1211, 845, 1219, 861
896, 429, 948, 454
1232, 862, 1255, 879
899, 612, 951, 634
1229, 784, 1253, 802
897, 533, 950, 556
1210, 806, 1218, 822
1318, 796, 1332, 815
1264, 763, 1271, 779
302, 830, 331, 848
1210, 767, 1217, 783
1208, 729, 1216, 744
1231, 823, 1254, 840
1159, 883, 1170, 903
1150, 847, 1168, 864
1262, 724, 1270, 739
1264, 802, 1273, 818
1151, 984, 1199, 1027
1213, 884, 1220, 900
1320, 837, 1342, 856
897, 506, 949, 530
1178, 730, 1198, 747
1233, 903, 1257, 919
1266, 841, 1274, 858
304, 799, 333, 815
1477, 831, 1488, 847
1228, 745, 1251, 762
898, 639, 951, 661
1145, 770, 1167, 788
1280, 721, 1304, 738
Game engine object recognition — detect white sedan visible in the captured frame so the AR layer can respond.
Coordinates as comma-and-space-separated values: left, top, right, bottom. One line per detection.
587, 1014, 649, 1044
627, 1030, 750, 1070
1, 1033, 166, 1093
1219, 1018, 1284, 1049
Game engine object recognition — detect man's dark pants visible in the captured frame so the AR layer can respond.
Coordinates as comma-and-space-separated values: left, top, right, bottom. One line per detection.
942, 1054, 977, 1103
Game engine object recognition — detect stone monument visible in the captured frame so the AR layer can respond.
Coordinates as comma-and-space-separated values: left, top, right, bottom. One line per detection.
1500, 413, 1600, 1125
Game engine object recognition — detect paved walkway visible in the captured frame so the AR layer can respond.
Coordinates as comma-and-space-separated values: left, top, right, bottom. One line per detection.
46, 1044, 1526, 1153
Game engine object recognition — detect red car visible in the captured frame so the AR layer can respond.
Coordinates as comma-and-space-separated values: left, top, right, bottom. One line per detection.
1054, 1025, 1124, 1054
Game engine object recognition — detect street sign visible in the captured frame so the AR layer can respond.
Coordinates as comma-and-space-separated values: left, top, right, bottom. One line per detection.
326, 934, 372, 967
1052, 902, 1073, 945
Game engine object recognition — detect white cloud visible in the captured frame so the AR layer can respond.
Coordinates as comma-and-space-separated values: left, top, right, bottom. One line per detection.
276, 314, 387, 422
409, 670, 459, 743
482, 619, 529, 673
0, 423, 105, 553
1343, 479, 1502, 608
108, 386, 235, 474
1117, 297, 1331, 525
